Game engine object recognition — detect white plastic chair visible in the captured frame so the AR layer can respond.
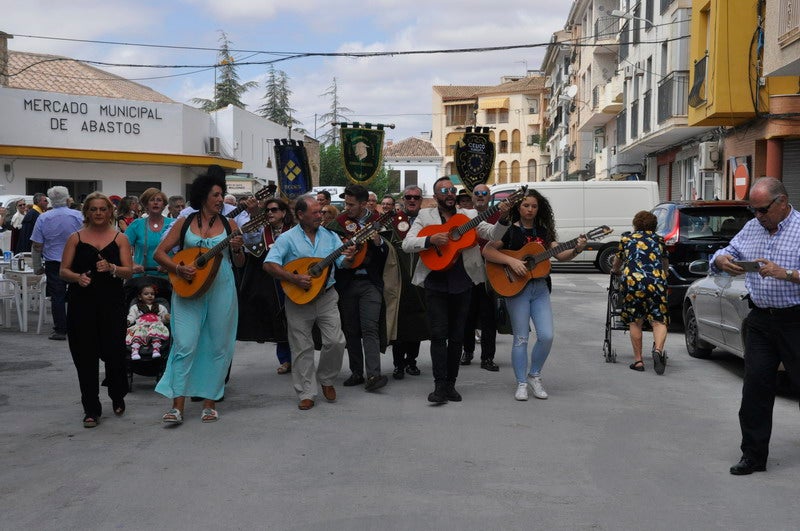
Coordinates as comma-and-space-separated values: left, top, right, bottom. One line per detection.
33, 275, 51, 334
0, 278, 24, 330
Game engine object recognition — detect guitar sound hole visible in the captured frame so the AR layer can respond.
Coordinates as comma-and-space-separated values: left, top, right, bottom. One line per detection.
448, 229, 461, 241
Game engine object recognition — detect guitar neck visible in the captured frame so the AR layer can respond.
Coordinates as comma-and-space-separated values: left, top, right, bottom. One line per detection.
311, 218, 389, 275
455, 205, 500, 237
225, 205, 245, 219
526, 237, 579, 269
194, 215, 266, 266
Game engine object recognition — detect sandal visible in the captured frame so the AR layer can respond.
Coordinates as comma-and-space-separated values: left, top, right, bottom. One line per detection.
652, 349, 667, 375
83, 415, 99, 428
162, 408, 183, 424
113, 399, 125, 416
201, 408, 219, 423
629, 360, 645, 372
277, 362, 291, 374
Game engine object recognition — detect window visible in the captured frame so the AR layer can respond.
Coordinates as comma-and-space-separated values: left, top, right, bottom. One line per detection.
404, 170, 417, 186
527, 159, 537, 180
389, 170, 401, 186
498, 109, 509, 123
528, 99, 539, 114
446, 104, 475, 127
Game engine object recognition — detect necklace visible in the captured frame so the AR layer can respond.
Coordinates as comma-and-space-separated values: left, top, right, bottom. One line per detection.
270, 224, 282, 238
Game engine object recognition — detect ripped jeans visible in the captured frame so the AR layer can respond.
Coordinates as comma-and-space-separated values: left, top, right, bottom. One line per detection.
506, 278, 554, 383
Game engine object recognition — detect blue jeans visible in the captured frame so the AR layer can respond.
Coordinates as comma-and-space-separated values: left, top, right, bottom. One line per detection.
506, 279, 554, 383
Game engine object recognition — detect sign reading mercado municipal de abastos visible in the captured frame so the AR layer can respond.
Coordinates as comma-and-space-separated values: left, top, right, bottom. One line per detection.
0, 88, 187, 154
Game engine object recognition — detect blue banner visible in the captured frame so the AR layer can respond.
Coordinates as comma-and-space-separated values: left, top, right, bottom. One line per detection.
274, 139, 311, 199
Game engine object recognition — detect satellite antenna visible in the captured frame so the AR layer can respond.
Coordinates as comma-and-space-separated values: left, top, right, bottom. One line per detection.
564, 85, 578, 99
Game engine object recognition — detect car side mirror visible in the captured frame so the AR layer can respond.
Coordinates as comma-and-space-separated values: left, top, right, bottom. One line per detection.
688, 260, 709, 275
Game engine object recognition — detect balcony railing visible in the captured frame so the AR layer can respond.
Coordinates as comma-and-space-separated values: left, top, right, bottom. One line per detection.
779, 0, 800, 46
688, 55, 707, 108
630, 99, 639, 139
643, 90, 652, 133
657, 70, 689, 124
660, 0, 675, 15
592, 85, 600, 110
595, 16, 619, 43
619, 21, 630, 61
617, 109, 627, 147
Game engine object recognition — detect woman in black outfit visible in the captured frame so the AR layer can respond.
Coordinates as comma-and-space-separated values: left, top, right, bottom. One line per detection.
60, 192, 133, 428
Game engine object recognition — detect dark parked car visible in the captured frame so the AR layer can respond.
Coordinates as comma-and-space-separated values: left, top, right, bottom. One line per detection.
651, 200, 753, 319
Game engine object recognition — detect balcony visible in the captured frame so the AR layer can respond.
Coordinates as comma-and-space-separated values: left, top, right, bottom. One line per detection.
619, 21, 630, 61
594, 16, 620, 53
660, 0, 675, 14
616, 109, 627, 147
657, 70, 689, 124
600, 76, 623, 114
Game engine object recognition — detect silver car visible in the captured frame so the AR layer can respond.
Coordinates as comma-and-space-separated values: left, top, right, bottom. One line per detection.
683, 266, 749, 359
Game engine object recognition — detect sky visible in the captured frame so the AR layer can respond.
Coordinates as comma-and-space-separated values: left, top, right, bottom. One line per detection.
3, 0, 573, 146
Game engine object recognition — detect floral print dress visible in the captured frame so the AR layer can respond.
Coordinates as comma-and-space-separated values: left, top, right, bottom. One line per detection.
615, 230, 669, 325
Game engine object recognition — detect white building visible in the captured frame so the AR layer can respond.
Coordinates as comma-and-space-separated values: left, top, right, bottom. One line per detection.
383, 137, 442, 196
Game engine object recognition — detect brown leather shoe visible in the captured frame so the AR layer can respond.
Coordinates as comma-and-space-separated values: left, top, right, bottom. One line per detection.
298, 399, 315, 410
321, 385, 336, 402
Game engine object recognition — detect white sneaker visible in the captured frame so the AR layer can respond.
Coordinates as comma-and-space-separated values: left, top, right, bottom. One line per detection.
131, 352, 141, 361
514, 382, 528, 401
528, 375, 548, 400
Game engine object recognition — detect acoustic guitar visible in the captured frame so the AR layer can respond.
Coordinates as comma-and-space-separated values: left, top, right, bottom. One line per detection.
486, 225, 613, 297
418, 186, 527, 272
281, 214, 393, 305
225, 184, 277, 220
344, 210, 397, 269
169, 212, 269, 299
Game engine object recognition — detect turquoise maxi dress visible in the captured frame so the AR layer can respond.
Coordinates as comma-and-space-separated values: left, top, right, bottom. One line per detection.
155, 230, 238, 400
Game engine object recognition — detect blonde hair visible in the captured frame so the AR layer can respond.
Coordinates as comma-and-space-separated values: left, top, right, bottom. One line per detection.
81, 192, 116, 226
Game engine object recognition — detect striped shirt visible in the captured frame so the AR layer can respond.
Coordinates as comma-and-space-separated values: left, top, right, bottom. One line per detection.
710, 207, 800, 308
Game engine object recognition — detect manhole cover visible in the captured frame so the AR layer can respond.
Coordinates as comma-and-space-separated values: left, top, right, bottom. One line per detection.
0, 361, 52, 372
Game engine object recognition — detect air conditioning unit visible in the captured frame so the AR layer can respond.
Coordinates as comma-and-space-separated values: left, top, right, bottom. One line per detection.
623, 65, 634, 80
207, 137, 221, 155
698, 141, 720, 170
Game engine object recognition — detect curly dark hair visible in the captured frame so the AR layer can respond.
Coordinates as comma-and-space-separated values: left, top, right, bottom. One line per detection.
511, 188, 557, 243
266, 198, 294, 226
632, 210, 657, 232
188, 165, 227, 210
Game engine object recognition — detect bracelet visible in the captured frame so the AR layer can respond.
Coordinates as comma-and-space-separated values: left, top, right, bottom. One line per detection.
111, 264, 117, 278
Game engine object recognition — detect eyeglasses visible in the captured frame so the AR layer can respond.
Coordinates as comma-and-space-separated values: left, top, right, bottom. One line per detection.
473, 190, 489, 197
266, 207, 282, 213
748, 196, 779, 215
17, 204, 25, 207
404, 195, 421, 201
437, 187, 457, 195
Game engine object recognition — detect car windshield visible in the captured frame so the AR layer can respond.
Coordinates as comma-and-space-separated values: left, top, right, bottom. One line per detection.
675, 207, 753, 241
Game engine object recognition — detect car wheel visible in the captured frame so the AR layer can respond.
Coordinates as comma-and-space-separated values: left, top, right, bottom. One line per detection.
596, 246, 616, 274
684, 305, 714, 359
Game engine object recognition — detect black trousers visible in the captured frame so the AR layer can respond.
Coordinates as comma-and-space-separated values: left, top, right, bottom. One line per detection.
425, 288, 471, 383
392, 341, 420, 369
462, 282, 497, 360
739, 307, 800, 464
45, 261, 68, 334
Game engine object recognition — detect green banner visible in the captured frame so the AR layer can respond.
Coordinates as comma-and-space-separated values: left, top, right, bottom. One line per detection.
340, 125, 385, 185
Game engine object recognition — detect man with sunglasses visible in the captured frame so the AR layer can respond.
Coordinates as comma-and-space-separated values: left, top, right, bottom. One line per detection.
710, 177, 800, 476
403, 177, 510, 403
387, 185, 429, 380
460, 184, 501, 371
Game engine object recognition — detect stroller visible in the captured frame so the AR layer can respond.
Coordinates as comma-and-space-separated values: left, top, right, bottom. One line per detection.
602, 274, 625, 363
123, 275, 172, 391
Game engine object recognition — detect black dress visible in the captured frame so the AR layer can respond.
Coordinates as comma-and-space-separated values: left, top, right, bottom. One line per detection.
66, 233, 128, 417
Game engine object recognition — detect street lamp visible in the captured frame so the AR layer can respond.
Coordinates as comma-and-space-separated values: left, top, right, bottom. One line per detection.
610, 9, 654, 29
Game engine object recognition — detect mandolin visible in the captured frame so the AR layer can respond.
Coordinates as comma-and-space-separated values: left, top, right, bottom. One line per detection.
169, 212, 268, 298
485, 225, 612, 297
281, 213, 394, 305
418, 186, 527, 271
341, 210, 397, 269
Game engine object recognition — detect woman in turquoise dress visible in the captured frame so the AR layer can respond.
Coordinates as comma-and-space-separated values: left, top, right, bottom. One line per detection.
125, 187, 174, 279
154, 167, 245, 424
611, 210, 669, 374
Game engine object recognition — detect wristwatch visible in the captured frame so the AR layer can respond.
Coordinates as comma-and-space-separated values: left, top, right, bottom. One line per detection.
786, 269, 794, 281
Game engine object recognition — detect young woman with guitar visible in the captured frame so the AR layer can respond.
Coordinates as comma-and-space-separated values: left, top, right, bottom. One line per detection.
482, 189, 586, 402
153, 168, 245, 425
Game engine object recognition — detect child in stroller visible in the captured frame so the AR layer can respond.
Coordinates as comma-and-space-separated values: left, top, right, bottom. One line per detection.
126, 282, 170, 360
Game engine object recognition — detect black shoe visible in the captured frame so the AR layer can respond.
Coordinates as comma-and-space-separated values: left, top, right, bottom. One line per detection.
405, 365, 421, 376
480, 359, 499, 372
427, 382, 448, 404
364, 374, 388, 392
49, 332, 67, 341
393, 367, 405, 380
730, 456, 766, 475
343, 373, 365, 387
652, 349, 667, 375
460, 352, 474, 366
443, 382, 462, 402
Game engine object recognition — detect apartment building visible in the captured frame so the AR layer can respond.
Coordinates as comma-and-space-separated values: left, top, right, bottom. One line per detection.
431, 73, 549, 184
383, 136, 442, 196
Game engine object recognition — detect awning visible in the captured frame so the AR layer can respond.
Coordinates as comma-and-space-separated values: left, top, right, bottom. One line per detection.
478, 97, 509, 110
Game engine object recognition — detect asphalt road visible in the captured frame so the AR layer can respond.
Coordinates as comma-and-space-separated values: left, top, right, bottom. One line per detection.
2, 271, 799, 530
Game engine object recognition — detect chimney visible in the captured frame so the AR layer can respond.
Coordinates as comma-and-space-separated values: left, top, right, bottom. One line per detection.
0, 31, 13, 87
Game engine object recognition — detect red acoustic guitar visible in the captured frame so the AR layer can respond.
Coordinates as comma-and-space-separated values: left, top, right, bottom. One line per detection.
418, 186, 527, 271
343, 210, 396, 269
485, 225, 612, 297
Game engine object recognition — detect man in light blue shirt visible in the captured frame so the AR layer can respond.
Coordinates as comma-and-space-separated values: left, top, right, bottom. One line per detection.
264, 195, 353, 411
711, 177, 800, 475
31, 186, 83, 340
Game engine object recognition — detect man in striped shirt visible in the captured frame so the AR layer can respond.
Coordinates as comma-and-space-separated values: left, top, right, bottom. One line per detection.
711, 177, 800, 475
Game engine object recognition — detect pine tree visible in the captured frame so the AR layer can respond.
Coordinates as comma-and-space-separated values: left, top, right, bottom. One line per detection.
191, 31, 257, 112
318, 77, 353, 146
257, 65, 300, 128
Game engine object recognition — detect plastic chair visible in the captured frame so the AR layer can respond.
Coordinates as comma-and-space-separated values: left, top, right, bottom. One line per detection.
0, 278, 24, 330
35, 275, 50, 334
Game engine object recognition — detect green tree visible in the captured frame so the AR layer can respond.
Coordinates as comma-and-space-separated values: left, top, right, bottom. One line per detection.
191, 31, 258, 112
318, 77, 353, 146
318, 143, 348, 186
367, 166, 399, 197
257, 65, 300, 128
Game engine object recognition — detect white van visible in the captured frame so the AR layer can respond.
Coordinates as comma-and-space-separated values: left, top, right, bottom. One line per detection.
490, 180, 660, 273
311, 186, 346, 210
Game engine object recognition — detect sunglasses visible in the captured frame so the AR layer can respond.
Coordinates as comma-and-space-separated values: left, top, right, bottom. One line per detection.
748, 196, 778, 215
437, 187, 457, 195
404, 195, 421, 201
266, 207, 282, 213
473, 190, 488, 197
